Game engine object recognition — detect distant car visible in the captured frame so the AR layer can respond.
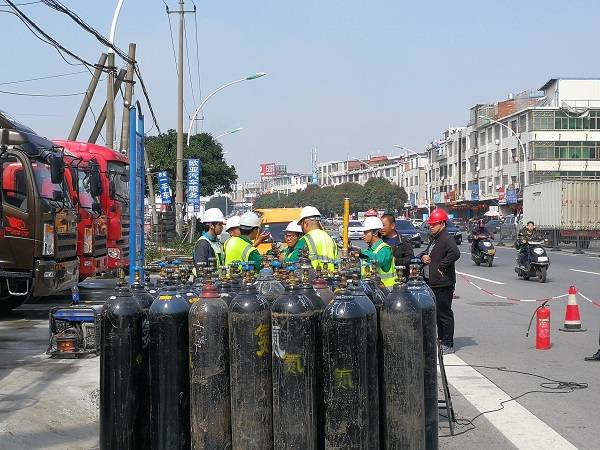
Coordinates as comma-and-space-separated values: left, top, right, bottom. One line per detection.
419, 219, 463, 245
396, 219, 421, 248
339, 220, 364, 240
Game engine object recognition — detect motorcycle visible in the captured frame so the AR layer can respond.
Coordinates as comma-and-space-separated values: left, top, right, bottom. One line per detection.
471, 235, 495, 267
514, 239, 550, 283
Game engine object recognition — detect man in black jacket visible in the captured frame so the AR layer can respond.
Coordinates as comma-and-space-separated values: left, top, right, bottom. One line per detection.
420, 208, 461, 354
380, 214, 414, 279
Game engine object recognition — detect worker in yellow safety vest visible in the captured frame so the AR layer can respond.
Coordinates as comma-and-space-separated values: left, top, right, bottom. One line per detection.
360, 216, 396, 288
290, 206, 338, 271
222, 215, 241, 255
223, 211, 263, 272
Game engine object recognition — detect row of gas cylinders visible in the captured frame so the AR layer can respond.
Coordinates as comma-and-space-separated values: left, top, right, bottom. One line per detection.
99, 267, 438, 450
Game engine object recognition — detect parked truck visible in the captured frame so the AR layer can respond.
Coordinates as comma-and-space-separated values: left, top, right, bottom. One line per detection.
523, 179, 600, 249
54, 140, 130, 271
63, 154, 108, 281
0, 112, 79, 312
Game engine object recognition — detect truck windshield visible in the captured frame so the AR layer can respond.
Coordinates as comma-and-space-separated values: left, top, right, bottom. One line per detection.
76, 168, 95, 209
108, 161, 129, 204
31, 161, 72, 208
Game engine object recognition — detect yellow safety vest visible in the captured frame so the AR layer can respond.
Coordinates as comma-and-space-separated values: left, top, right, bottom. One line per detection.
361, 240, 396, 288
303, 229, 338, 272
224, 236, 256, 266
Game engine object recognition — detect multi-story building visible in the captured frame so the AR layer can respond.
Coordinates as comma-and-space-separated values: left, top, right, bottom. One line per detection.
427, 78, 600, 216
261, 173, 312, 195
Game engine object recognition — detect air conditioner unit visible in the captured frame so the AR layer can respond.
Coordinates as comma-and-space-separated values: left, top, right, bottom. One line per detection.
488, 181, 493, 187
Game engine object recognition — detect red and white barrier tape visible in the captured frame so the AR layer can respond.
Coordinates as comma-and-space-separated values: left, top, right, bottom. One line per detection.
458, 272, 568, 303
577, 290, 600, 308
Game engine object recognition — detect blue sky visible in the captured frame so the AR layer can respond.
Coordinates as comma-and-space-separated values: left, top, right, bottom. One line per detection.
1, 0, 598, 180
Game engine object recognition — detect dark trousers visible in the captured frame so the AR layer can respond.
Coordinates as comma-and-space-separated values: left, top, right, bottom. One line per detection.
431, 285, 455, 347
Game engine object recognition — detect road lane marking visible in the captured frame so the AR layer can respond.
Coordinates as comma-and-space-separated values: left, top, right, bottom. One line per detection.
569, 268, 600, 276
443, 353, 578, 450
456, 271, 505, 285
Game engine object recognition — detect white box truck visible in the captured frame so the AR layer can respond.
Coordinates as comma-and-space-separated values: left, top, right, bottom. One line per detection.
523, 179, 600, 249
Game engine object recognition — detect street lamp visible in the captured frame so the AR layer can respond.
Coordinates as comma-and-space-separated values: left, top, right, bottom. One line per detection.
478, 115, 528, 187
186, 73, 267, 146
394, 145, 431, 214
214, 127, 244, 140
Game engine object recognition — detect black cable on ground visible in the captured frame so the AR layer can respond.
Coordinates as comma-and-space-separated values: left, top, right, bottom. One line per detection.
439, 364, 588, 438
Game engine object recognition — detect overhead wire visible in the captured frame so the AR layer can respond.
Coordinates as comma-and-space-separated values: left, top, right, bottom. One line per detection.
0, 70, 88, 86
183, 15, 197, 109
0, 88, 85, 97
34, 0, 161, 133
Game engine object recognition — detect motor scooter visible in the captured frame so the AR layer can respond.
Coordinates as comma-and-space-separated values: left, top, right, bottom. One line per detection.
514, 239, 550, 283
471, 235, 495, 267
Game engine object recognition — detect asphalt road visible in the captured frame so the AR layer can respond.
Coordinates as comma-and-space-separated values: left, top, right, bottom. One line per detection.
0, 243, 598, 449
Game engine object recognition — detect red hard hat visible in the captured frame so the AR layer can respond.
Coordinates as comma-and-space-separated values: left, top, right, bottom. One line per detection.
365, 209, 378, 217
427, 208, 449, 225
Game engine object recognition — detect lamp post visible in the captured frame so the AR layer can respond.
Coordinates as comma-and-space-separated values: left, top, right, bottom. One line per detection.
186, 73, 267, 146
478, 115, 528, 187
394, 145, 431, 214
214, 127, 244, 140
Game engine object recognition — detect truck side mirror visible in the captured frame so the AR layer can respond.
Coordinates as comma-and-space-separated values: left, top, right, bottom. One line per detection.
49, 154, 64, 184
90, 163, 102, 197
120, 171, 129, 182
70, 168, 79, 192
109, 180, 116, 198
92, 202, 102, 214
0, 128, 26, 146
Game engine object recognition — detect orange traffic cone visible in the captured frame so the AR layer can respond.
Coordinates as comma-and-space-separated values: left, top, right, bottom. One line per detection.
559, 286, 586, 332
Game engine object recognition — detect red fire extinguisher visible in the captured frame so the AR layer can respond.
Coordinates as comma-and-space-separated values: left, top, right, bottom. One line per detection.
526, 301, 551, 350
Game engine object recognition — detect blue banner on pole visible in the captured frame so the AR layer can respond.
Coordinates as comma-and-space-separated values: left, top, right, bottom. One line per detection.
158, 171, 172, 204
469, 182, 480, 201
187, 159, 201, 205
507, 188, 517, 204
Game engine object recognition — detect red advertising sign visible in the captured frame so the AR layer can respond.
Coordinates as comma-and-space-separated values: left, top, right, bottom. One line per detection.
260, 163, 276, 177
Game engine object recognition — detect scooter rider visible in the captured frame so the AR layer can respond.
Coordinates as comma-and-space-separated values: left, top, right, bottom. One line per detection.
471, 219, 491, 254
517, 220, 538, 268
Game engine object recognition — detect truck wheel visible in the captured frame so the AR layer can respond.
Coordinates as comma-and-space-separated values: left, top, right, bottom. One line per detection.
0, 295, 28, 313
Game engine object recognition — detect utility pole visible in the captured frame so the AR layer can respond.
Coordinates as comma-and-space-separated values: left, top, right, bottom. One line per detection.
106, 52, 115, 149
168, 0, 194, 237
69, 53, 107, 141
120, 43, 136, 156
88, 69, 127, 144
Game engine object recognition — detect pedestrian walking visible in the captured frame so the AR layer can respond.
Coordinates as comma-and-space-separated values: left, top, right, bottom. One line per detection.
419, 208, 461, 354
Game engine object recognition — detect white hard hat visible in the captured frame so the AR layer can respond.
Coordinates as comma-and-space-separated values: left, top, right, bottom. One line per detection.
285, 220, 303, 233
362, 216, 384, 231
203, 207, 225, 224
299, 205, 321, 221
239, 211, 261, 228
224, 215, 240, 231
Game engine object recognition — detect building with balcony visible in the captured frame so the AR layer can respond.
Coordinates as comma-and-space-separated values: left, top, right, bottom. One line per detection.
261, 173, 313, 195
427, 78, 600, 217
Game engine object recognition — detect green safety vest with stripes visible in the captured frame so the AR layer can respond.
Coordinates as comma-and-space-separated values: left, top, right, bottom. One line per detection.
303, 229, 338, 271
192, 234, 224, 277
361, 240, 397, 288
224, 236, 256, 266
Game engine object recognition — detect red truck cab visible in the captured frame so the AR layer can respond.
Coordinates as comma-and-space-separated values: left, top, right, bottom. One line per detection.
53, 140, 129, 272
63, 155, 108, 280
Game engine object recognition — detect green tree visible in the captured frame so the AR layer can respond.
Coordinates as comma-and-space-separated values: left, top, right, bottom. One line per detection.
205, 196, 234, 215
145, 130, 237, 197
363, 178, 408, 214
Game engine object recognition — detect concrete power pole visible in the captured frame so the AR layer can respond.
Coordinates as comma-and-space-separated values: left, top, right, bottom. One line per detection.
120, 43, 136, 156
88, 69, 127, 144
175, 0, 185, 236
69, 53, 107, 141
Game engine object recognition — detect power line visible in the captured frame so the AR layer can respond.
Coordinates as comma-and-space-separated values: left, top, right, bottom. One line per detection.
0, 1, 42, 5
3, 1, 105, 70
0, 70, 87, 86
34, 0, 160, 133
183, 15, 197, 108
0, 88, 85, 97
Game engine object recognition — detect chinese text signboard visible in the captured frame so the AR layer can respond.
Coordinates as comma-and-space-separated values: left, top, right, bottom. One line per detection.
187, 159, 201, 205
157, 171, 171, 204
